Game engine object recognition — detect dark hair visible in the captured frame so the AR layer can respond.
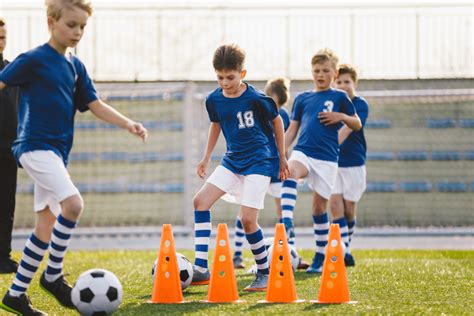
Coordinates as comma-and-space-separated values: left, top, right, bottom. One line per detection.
338, 63, 359, 84
264, 77, 290, 107
0, 18, 5, 27
213, 44, 246, 71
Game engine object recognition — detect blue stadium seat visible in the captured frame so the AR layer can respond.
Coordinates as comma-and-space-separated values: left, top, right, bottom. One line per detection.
471, 182, 474, 192
365, 119, 391, 129
367, 151, 395, 161
459, 119, 474, 128
399, 181, 432, 192
366, 182, 397, 192
431, 151, 461, 161
464, 151, 474, 160
436, 182, 467, 192
426, 118, 456, 128
69, 152, 98, 162
100, 152, 129, 161
397, 151, 429, 161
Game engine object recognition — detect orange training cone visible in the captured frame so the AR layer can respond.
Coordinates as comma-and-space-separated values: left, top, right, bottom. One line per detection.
206, 223, 241, 303
312, 223, 356, 304
260, 223, 304, 303
150, 224, 184, 304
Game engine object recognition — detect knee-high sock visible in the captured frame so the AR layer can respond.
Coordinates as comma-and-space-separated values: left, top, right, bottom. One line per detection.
233, 217, 245, 258
45, 214, 77, 282
348, 218, 356, 244
9, 234, 48, 296
333, 217, 349, 252
281, 179, 298, 244
194, 210, 211, 273
246, 228, 269, 275
313, 213, 329, 262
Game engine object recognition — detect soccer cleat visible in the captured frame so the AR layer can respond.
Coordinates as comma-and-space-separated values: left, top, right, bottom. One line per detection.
244, 272, 269, 292
0, 291, 47, 316
39, 272, 74, 309
233, 256, 245, 269
190, 266, 210, 285
306, 254, 324, 274
297, 258, 310, 270
344, 253, 356, 267
0, 258, 18, 274
286, 226, 296, 245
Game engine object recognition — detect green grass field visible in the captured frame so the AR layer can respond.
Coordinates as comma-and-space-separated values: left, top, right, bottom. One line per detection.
1, 250, 472, 315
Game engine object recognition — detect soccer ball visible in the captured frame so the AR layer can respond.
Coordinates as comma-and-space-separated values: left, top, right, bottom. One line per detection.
266, 238, 300, 271
151, 252, 193, 290
71, 269, 123, 316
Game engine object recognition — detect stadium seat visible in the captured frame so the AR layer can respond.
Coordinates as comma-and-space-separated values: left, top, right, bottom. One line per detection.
69, 152, 98, 162
397, 151, 429, 161
100, 152, 129, 161
367, 151, 395, 161
464, 151, 474, 160
365, 119, 391, 129
366, 182, 397, 192
431, 151, 461, 161
436, 182, 468, 192
459, 119, 474, 128
399, 181, 432, 192
426, 118, 456, 128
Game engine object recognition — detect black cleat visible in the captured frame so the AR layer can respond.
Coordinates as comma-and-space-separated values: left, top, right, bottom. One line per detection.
0, 258, 18, 274
344, 253, 356, 267
0, 291, 47, 316
39, 272, 74, 309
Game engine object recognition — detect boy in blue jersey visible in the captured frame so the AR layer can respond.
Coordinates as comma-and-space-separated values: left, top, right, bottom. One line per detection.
282, 49, 362, 273
192, 44, 289, 291
330, 64, 369, 267
0, 1, 147, 314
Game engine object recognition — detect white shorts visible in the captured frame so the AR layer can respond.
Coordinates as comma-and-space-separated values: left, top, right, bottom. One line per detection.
206, 165, 271, 210
332, 165, 367, 202
19, 150, 80, 217
289, 150, 338, 200
267, 182, 282, 199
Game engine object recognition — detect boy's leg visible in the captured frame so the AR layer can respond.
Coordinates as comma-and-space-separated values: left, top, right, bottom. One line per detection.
307, 193, 330, 274
233, 216, 245, 269
191, 182, 225, 285
330, 194, 349, 248
343, 199, 357, 267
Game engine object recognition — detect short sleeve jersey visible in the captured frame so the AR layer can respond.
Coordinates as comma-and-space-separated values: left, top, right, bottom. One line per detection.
206, 83, 279, 177
338, 96, 369, 167
0, 43, 98, 166
291, 88, 356, 162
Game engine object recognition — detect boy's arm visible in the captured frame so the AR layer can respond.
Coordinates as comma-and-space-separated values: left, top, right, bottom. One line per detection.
338, 124, 353, 144
284, 120, 301, 151
272, 116, 290, 180
197, 122, 221, 179
318, 112, 362, 131
88, 99, 147, 141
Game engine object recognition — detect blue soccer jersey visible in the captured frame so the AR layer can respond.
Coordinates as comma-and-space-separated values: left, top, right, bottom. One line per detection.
291, 88, 356, 162
206, 83, 279, 178
338, 96, 369, 167
0, 43, 98, 166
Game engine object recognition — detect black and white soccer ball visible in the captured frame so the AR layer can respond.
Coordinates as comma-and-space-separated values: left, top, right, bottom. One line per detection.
71, 269, 123, 316
247, 237, 300, 274
151, 252, 193, 289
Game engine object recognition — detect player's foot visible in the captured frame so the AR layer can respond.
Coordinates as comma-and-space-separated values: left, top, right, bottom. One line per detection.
297, 258, 310, 270
39, 272, 74, 309
190, 266, 210, 285
0, 257, 18, 274
287, 226, 296, 245
0, 291, 47, 316
244, 272, 268, 292
344, 253, 355, 267
306, 254, 324, 274
233, 256, 245, 269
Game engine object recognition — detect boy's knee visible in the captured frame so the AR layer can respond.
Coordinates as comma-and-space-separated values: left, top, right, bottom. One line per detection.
193, 194, 203, 210
240, 216, 257, 233
62, 194, 84, 220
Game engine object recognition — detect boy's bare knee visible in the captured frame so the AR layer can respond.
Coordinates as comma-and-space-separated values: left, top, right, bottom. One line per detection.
193, 194, 203, 210
61, 194, 84, 220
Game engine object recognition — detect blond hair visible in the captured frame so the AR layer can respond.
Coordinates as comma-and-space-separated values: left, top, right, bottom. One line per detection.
264, 77, 290, 107
338, 63, 359, 84
311, 48, 339, 70
45, 0, 93, 20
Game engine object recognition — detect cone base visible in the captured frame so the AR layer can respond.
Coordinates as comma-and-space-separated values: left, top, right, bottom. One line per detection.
258, 299, 306, 304
310, 300, 357, 304
200, 300, 246, 304
147, 300, 189, 304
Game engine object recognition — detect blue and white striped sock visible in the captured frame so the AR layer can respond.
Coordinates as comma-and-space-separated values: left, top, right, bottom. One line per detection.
281, 179, 298, 243
194, 210, 211, 273
233, 217, 245, 258
246, 228, 269, 275
333, 217, 350, 251
313, 213, 329, 262
348, 219, 356, 244
9, 234, 48, 297
45, 215, 77, 282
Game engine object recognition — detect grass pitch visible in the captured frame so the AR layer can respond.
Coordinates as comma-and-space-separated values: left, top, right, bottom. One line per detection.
0, 249, 472, 315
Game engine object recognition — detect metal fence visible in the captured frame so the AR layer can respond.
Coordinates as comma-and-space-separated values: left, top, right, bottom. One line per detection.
1, 1, 473, 81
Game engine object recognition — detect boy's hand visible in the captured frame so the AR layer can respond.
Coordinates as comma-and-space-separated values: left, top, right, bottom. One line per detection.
197, 158, 210, 179
279, 156, 290, 181
318, 112, 344, 126
127, 121, 148, 141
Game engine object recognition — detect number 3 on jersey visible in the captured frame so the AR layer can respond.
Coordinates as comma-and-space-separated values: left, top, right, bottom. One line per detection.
237, 111, 255, 129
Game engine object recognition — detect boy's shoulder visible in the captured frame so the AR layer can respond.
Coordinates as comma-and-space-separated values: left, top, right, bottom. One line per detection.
352, 95, 369, 109
294, 90, 316, 102
206, 86, 223, 102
